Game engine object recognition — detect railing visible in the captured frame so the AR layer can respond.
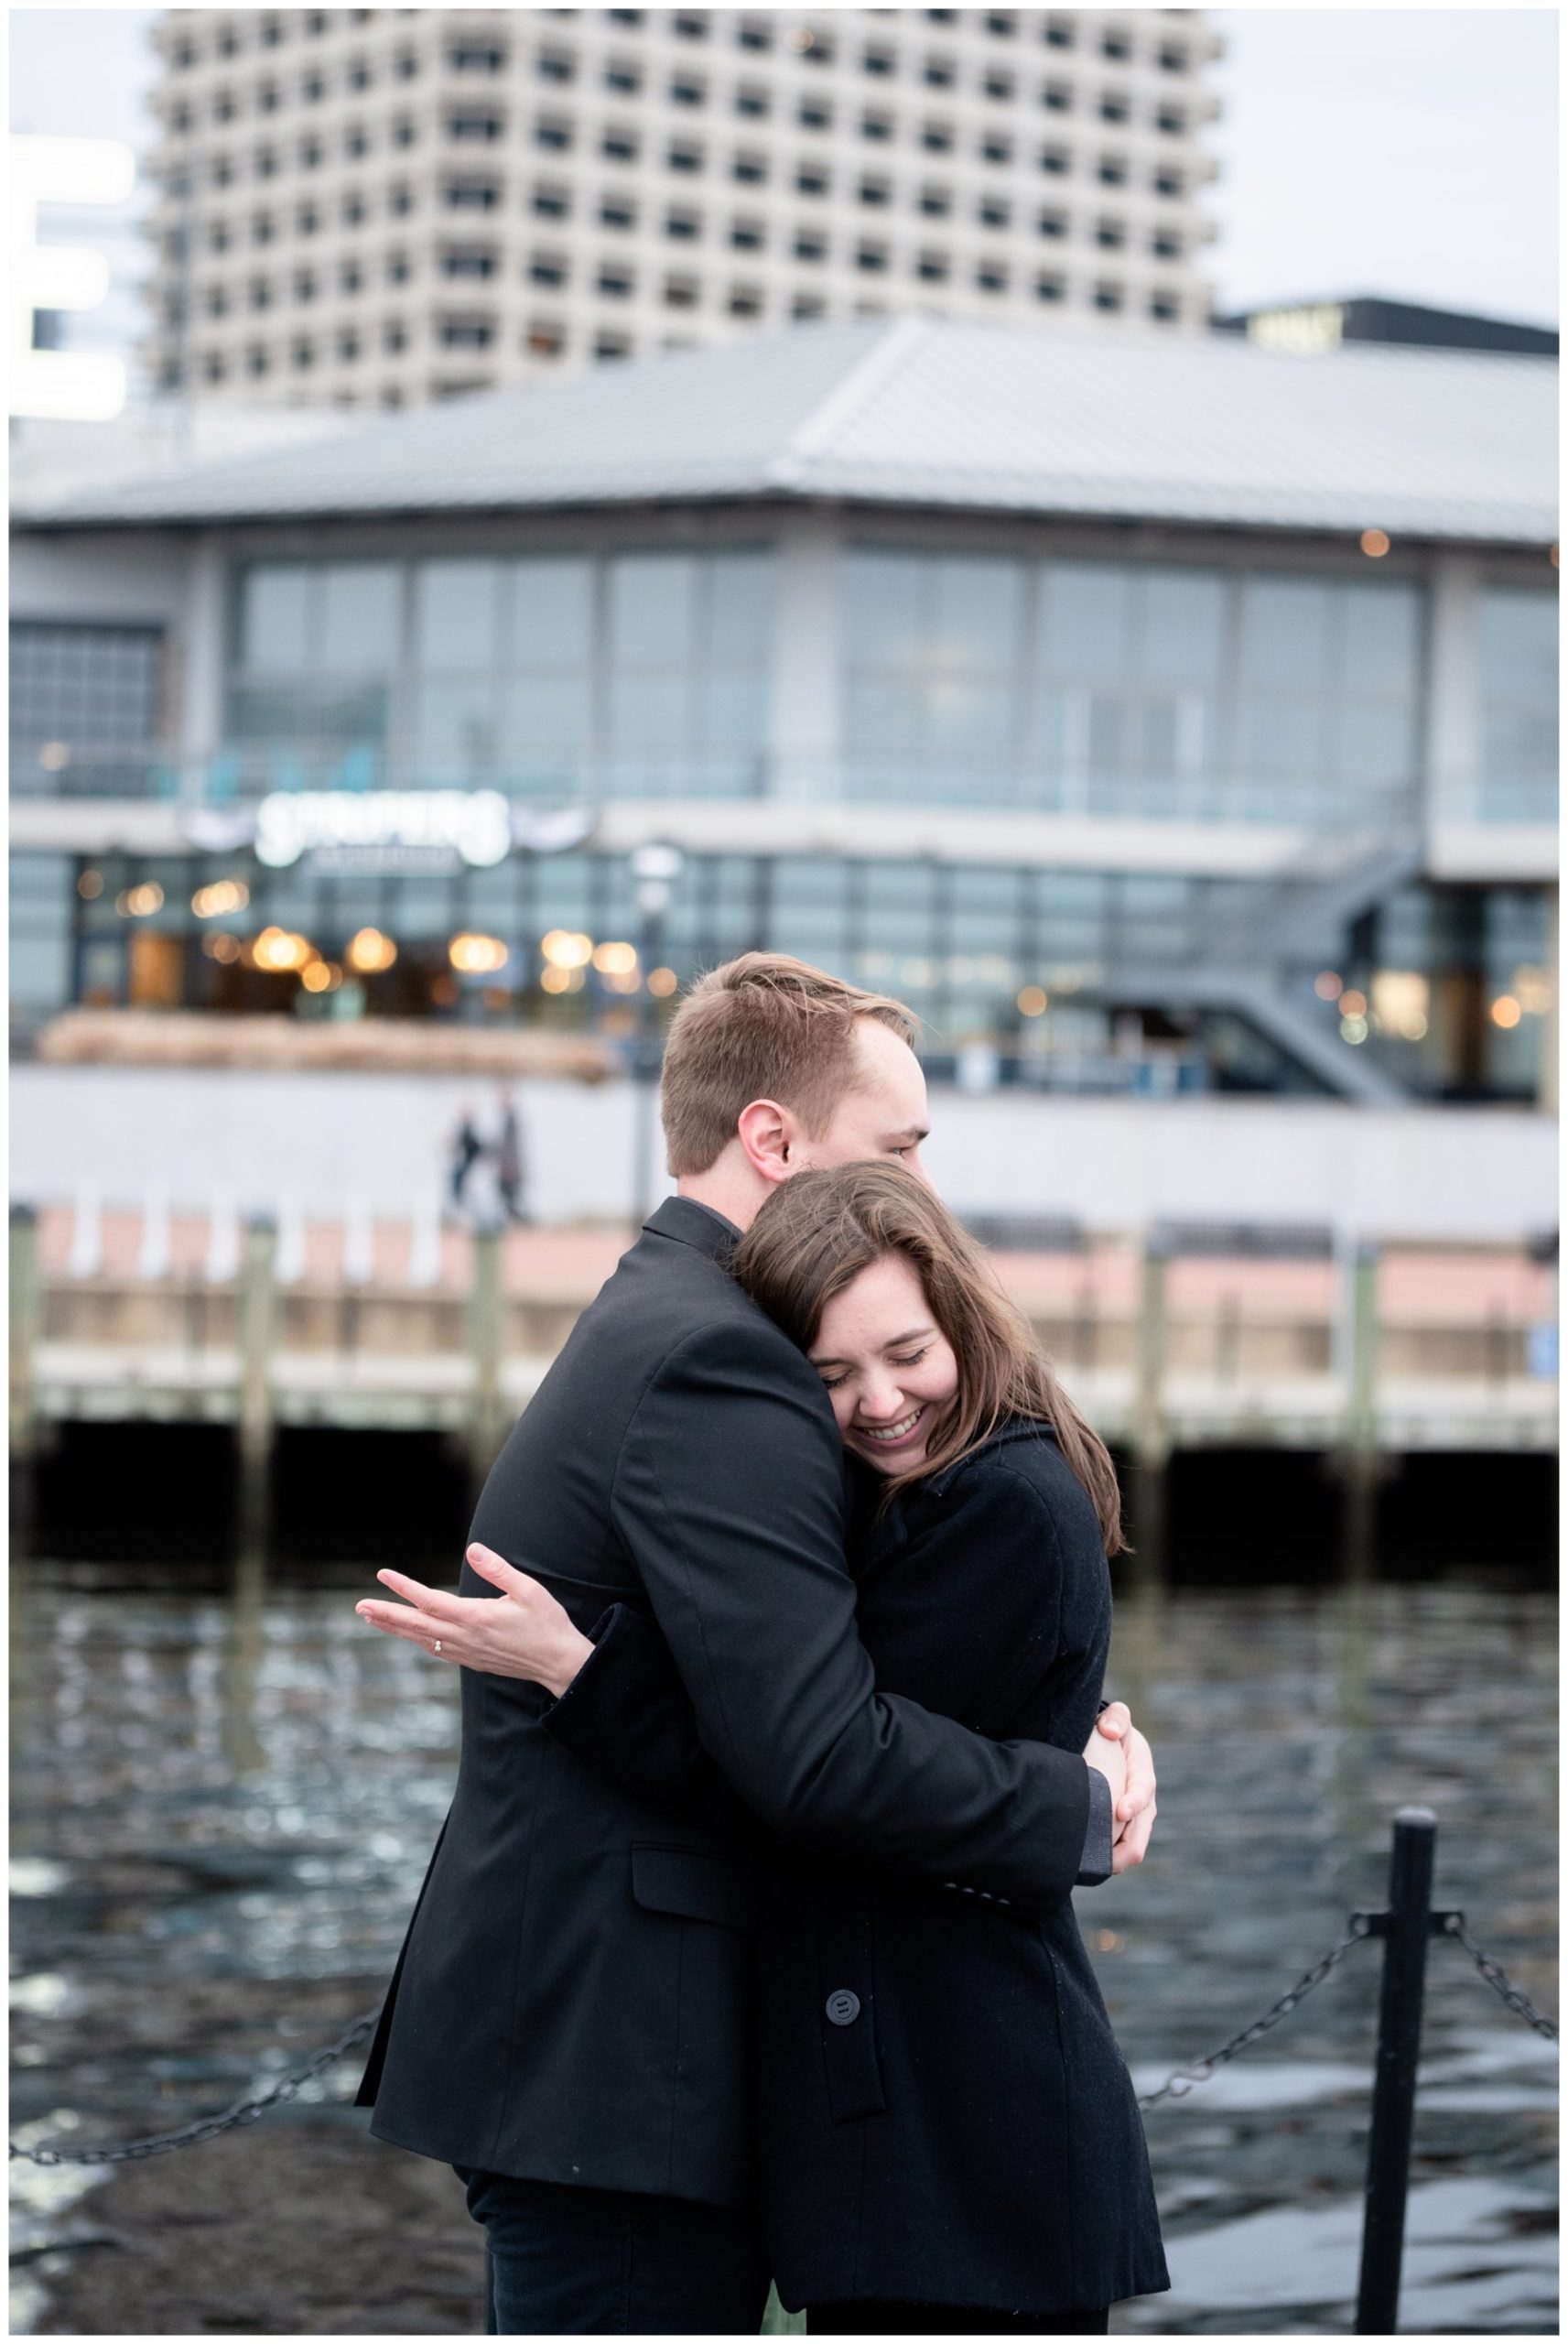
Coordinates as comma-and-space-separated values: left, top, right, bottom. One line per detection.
10, 1808, 1555, 2338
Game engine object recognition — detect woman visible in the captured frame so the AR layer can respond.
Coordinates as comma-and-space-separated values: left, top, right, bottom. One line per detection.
368, 1164, 1167, 2332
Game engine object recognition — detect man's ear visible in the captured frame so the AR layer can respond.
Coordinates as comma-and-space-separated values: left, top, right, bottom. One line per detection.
735, 1098, 795, 1186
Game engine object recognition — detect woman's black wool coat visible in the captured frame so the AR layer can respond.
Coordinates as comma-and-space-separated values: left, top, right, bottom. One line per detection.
550, 1419, 1169, 2317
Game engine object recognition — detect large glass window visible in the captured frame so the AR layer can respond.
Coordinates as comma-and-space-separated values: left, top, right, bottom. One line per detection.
1478, 587, 1557, 822
1036, 561, 1225, 818
10, 624, 166, 798
230, 546, 773, 799
841, 548, 1424, 826
1236, 575, 1420, 823
232, 560, 399, 782
603, 549, 773, 793
9, 853, 74, 1012
844, 550, 1025, 801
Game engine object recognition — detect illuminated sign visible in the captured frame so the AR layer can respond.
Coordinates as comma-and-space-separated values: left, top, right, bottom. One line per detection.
1245, 304, 1346, 357
10, 135, 135, 421
254, 789, 514, 872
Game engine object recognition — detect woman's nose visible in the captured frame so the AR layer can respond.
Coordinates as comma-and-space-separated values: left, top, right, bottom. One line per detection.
856, 1376, 907, 1424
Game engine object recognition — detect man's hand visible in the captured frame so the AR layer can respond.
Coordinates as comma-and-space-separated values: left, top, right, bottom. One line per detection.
354, 1544, 594, 1698
1094, 1703, 1158, 1873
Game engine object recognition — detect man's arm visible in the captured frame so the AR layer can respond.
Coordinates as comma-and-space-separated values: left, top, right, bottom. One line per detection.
601, 1318, 1098, 1911
544, 1591, 1120, 1887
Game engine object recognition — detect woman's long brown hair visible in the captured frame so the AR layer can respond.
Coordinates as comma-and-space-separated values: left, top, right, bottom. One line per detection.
731, 1160, 1126, 1556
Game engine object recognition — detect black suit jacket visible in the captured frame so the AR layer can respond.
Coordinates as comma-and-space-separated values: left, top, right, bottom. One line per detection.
546, 1423, 1169, 2313
357, 1199, 1093, 2209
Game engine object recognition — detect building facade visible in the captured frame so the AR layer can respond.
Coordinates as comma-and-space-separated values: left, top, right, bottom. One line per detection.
11, 318, 1557, 1109
145, 5, 1220, 407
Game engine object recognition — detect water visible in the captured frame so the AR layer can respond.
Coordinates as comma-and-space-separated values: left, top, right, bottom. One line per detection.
9, 1562, 1558, 2336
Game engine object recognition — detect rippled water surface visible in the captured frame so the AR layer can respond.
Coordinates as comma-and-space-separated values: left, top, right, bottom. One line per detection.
9, 1562, 1558, 2336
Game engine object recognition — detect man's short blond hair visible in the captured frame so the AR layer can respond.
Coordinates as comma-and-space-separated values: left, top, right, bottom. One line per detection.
660, 953, 921, 1179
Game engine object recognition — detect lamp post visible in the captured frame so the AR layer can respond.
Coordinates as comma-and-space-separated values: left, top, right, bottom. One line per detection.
631, 843, 684, 1224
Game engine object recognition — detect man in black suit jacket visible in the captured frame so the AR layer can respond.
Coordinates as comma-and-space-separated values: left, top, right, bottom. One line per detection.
357, 956, 1155, 2335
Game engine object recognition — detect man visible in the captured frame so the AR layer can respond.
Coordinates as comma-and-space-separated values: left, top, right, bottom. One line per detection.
357, 956, 1157, 2335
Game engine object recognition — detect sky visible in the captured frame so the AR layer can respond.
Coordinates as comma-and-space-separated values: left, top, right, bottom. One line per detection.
7, 3, 1561, 377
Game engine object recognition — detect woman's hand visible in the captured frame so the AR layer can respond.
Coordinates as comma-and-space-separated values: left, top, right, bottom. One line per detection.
1092, 1703, 1158, 1873
354, 1544, 595, 1698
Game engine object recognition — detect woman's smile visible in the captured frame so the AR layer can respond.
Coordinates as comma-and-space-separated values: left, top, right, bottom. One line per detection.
853, 1403, 929, 1453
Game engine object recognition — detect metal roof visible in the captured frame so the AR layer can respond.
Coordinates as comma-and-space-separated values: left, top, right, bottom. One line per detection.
16, 314, 1559, 544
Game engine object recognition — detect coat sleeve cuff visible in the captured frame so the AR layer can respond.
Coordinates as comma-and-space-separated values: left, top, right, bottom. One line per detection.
1075, 1764, 1115, 1888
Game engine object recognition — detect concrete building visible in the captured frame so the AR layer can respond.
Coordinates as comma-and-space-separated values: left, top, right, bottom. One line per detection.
144, 5, 1221, 407
11, 315, 1558, 1131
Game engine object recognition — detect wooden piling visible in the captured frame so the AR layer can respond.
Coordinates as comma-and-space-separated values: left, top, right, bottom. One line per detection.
468, 1227, 506, 1486
236, 1214, 277, 1558
1342, 1240, 1382, 1578
1130, 1230, 1171, 1579
10, 1205, 40, 1544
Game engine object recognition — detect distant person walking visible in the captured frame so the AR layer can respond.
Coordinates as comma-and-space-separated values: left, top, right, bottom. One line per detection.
447, 1105, 485, 1217
495, 1089, 529, 1225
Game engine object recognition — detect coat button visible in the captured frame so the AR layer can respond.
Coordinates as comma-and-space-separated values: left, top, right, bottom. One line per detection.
825, 1989, 861, 2026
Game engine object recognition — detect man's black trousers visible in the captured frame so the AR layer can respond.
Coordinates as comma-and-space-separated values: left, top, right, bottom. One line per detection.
456, 2166, 772, 2336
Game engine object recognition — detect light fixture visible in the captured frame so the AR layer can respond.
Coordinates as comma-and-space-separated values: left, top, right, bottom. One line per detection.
77, 869, 103, 900
1359, 528, 1390, 559
192, 878, 250, 919
115, 882, 164, 917
592, 939, 639, 977
346, 927, 397, 973
1338, 988, 1368, 1018
252, 925, 313, 971
449, 932, 509, 975
1314, 971, 1342, 1002
1016, 985, 1048, 1017
647, 966, 679, 999
541, 928, 593, 970
1490, 994, 1522, 1030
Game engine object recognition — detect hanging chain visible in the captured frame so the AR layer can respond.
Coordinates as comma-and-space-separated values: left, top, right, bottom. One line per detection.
1136, 1916, 1373, 2111
10, 1908, 1554, 2165
9, 2010, 380, 2168
1440, 1915, 1560, 2044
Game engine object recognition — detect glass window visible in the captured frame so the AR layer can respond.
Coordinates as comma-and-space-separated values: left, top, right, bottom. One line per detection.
844, 550, 1024, 782
499, 677, 592, 760
708, 551, 773, 668
610, 553, 697, 668
10, 624, 167, 798
1141, 569, 1226, 682
415, 559, 501, 669
241, 565, 312, 669
511, 557, 593, 667
845, 550, 925, 672
1340, 581, 1419, 696
1040, 563, 1132, 680
1239, 578, 1333, 690
9, 852, 73, 1010
320, 563, 400, 670
769, 854, 851, 968
413, 676, 498, 771
1479, 586, 1557, 822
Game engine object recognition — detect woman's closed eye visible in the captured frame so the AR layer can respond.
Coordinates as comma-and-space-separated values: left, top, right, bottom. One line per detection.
818, 1346, 929, 1391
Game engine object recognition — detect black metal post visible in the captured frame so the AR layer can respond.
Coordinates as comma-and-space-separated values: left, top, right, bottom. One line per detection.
1355, 1807, 1438, 2336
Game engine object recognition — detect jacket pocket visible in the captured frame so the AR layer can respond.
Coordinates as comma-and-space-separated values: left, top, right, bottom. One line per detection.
631, 1845, 765, 1932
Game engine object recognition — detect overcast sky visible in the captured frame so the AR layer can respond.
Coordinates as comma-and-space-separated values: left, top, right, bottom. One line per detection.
8, 5, 1560, 361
